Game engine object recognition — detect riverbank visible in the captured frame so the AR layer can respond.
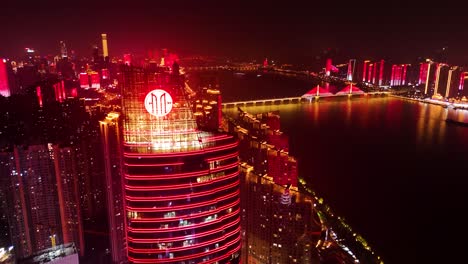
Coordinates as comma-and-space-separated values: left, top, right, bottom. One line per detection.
389, 94, 468, 109
389, 94, 468, 125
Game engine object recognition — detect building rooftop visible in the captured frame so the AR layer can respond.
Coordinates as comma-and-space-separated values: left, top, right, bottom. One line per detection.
20, 243, 78, 264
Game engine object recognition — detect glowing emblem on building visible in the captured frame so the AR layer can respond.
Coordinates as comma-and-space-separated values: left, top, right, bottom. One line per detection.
144, 89, 173, 117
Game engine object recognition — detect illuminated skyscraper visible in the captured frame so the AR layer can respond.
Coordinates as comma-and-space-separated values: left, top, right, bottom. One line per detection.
0, 59, 11, 97
118, 66, 241, 263
102, 33, 109, 59
60, 41, 68, 59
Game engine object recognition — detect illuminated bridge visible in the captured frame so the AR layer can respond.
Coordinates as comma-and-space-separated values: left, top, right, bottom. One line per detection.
183, 65, 259, 72
222, 92, 390, 108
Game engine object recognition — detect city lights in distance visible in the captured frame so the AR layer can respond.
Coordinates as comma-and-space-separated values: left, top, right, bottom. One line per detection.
144, 89, 173, 117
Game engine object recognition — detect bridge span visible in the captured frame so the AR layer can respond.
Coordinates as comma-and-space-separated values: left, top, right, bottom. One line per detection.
222, 92, 390, 108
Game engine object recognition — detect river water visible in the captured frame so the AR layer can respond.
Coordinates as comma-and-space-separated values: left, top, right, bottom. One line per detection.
190, 71, 468, 264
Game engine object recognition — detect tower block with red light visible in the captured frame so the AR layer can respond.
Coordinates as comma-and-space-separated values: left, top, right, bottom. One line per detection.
118, 65, 241, 263
0, 58, 10, 97
325, 58, 332, 76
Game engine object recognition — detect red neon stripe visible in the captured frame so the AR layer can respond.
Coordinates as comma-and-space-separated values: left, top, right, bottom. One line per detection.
124, 162, 237, 180
128, 210, 239, 234
130, 199, 240, 223
123, 129, 198, 135
128, 226, 240, 253
209, 162, 238, 173
125, 171, 239, 191
124, 169, 209, 180
126, 180, 239, 201
123, 142, 238, 158
124, 162, 184, 167
205, 152, 239, 162
127, 238, 241, 263
128, 213, 240, 239
126, 190, 239, 212
202, 243, 241, 263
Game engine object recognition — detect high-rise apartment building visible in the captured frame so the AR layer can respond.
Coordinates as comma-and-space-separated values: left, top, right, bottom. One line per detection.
0, 144, 84, 260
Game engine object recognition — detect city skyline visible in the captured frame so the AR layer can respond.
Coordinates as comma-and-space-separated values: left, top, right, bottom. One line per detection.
1, 2, 468, 263
2, 1, 468, 64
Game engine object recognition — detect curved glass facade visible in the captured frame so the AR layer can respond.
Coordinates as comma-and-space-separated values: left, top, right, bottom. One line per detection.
120, 67, 240, 263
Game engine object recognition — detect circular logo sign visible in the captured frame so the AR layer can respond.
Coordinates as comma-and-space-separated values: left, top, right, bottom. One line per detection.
144, 89, 173, 117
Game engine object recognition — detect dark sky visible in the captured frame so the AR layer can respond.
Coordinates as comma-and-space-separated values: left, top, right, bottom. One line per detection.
1, 0, 468, 65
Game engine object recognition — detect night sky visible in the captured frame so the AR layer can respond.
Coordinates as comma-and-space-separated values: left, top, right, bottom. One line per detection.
1, 1, 468, 65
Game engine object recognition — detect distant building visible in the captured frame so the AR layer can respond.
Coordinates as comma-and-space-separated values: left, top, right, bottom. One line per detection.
59, 41, 68, 59
0, 59, 10, 97
101, 34, 109, 60
79, 71, 100, 89
100, 112, 127, 264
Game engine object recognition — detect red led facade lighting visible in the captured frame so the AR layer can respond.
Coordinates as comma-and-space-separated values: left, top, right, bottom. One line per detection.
36, 86, 43, 107
402, 64, 408, 85
419, 63, 429, 85
325, 58, 332, 76
395, 66, 401, 86
459, 72, 466, 91
362, 60, 369, 82
390, 65, 396, 86
372, 62, 377, 84
0, 58, 10, 97
124, 54, 132, 66
346, 59, 353, 81
79, 73, 89, 88
119, 66, 241, 263
379, 60, 384, 86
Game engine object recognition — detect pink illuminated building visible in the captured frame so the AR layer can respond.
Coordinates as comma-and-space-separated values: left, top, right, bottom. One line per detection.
390, 64, 409, 86
419, 63, 429, 85
459, 72, 466, 91
325, 58, 332, 76
90, 72, 100, 88
346, 59, 355, 81
79, 73, 89, 88
368, 63, 373, 83
372, 61, 378, 84
114, 66, 241, 263
362, 60, 370, 82
79, 72, 100, 89
402, 64, 408, 85
0, 58, 10, 97
379, 60, 384, 86
124, 54, 132, 66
